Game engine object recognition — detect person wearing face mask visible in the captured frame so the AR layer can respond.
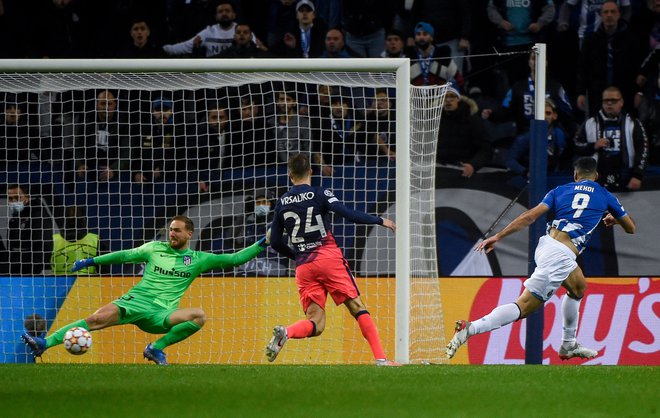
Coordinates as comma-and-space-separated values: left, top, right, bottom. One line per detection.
233, 190, 290, 276
4, 184, 53, 276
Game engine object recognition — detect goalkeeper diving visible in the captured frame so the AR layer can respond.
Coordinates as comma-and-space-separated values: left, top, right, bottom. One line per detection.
22, 215, 268, 365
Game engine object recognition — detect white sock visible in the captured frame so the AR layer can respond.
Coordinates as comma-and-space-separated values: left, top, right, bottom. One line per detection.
468, 303, 521, 336
561, 295, 580, 347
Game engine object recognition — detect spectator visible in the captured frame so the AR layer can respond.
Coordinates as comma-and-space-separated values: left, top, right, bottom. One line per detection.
307, 84, 334, 121
230, 96, 272, 168
436, 84, 493, 178
307, 84, 333, 164
166, 0, 219, 43
74, 90, 131, 182
410, 0, 472, 76
635, 48, 658, 114
163, 1, 263, 57
240, 0, 271, 44
557, 0, 632, 48
314, 0, 342, 30
51, 205, 107, 275
577, 0, 642, 117
491, 51, 574, 136
132, 97, 186, 184
469, 85, 518, 152
1, 103, 43, 171
30, 0, 83, 58
636, 50, 660, 164
267, 90, 312, 164
314, 94, 366, 175
233, 189, 289, 276
342, 0, 393, 58
573, 86, 649, 191
117, 18, 164, 58
319, 28, 356, 58
275, 0, 328, 58
37, 91, 75, 166
505, 99, 569, 177
193, 103, 231, 193
404, 22, 463, 87
630, 0, 660, 52
380, 29, 406, 58
213, 23, 273, 58
2, 184, 52, 276
364, 88, 396, 164
487, 0, 555, 89
266, 0, 298, 50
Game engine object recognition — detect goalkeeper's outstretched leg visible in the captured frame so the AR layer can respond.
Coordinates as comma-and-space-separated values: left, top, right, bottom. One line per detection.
21, 333, 47, 358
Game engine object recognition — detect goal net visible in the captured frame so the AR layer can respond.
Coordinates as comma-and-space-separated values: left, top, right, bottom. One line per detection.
0, 59, 446, 365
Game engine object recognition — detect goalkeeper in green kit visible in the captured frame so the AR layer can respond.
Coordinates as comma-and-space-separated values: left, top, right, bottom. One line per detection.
22, 215, 267, 365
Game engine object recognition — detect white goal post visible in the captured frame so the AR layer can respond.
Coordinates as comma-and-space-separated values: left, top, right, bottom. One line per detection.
0, 59, 446, 365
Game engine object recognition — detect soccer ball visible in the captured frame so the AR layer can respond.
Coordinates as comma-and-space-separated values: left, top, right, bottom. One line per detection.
63, 327, 92, 355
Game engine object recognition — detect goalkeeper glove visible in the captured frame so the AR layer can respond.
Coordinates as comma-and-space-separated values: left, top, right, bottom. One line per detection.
257, 229, 271, 248
257, 237, 267, 247
71, 258, 96, 272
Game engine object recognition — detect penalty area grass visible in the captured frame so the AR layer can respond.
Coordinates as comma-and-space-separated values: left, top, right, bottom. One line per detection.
0, 364, 657, 418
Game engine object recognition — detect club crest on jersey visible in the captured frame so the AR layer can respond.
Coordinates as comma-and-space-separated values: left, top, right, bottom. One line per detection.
324, 190, 334, 197
183, 255, 192, 266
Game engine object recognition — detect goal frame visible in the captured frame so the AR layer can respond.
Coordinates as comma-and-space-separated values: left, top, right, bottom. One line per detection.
0, 58, 414, 364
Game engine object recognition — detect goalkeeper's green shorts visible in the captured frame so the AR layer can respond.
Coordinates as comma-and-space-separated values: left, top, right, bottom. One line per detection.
112, 293, 177, 334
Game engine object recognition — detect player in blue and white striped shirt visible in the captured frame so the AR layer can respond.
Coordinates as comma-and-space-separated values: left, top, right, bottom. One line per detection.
446, 157, 636, 361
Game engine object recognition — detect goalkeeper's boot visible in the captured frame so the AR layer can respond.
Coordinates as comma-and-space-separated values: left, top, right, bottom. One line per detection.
375, 359, 401, 367
558, 342, 598, 360
265, 325, 287, 362
445, 320, 471, 359
143, 343, 168, 365
21, 333, 47, 358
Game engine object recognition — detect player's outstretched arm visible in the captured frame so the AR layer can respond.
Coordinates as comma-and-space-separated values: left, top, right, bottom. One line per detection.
329, 200, 385, 226
381, 218, 396, 232
476, 203, 549, 253
476, 235, 499, 253
200, 241, 266, 272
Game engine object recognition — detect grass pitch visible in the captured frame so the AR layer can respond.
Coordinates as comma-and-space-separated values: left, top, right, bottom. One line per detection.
1, 364, 657, 418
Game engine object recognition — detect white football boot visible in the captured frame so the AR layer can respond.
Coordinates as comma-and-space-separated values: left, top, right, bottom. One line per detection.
445, 320, 471, 359
558, 343, 598, 360
265, 325, 288, 362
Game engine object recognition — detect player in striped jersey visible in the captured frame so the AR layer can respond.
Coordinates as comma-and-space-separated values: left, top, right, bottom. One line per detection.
446, 157, 636, 360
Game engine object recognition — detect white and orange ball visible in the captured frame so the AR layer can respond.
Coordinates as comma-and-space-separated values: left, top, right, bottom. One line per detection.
63, 327, 92, 355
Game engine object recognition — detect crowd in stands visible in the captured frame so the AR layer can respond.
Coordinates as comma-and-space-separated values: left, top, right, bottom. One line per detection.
1, 0, 657, 175
2, 0, 660, 274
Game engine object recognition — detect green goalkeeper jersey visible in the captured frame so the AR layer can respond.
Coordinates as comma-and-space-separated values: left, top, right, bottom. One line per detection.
93, 241, 264, 309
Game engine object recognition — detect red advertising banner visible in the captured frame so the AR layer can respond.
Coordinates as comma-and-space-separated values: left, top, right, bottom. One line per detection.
464, 278, 659, 365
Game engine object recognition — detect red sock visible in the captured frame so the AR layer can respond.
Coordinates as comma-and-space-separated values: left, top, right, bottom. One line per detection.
286, 320, 315, 339
357, 312, 386, 360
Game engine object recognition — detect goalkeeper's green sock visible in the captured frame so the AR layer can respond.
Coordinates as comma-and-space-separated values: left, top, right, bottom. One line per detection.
152, 321, 202, 350
46, 319, 90, 348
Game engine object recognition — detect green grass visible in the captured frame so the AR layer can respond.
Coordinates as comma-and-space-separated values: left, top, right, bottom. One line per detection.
0, 364, 657, 418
